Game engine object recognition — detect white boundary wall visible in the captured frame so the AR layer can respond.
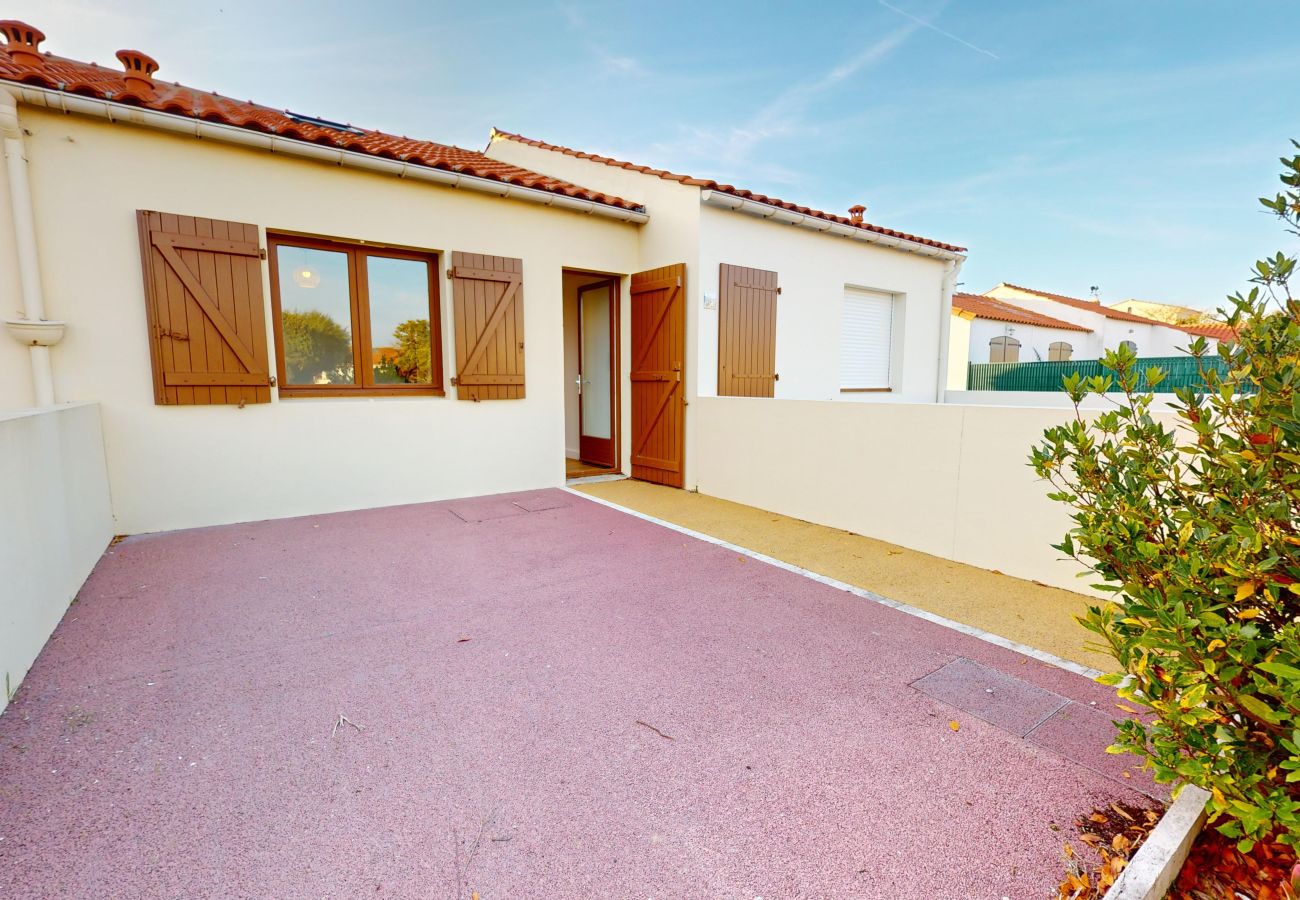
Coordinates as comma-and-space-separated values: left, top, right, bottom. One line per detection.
947, 390, 1187, 412
0, 403, 113, 714
691, 397, 1175, 593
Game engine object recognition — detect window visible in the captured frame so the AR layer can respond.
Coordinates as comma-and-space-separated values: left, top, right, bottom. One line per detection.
1120, 340, 1137, 354
989, 335, 1021, 363
840, 287, 895, 391
1048, 341, 1073, 361
268, 234, 442, 397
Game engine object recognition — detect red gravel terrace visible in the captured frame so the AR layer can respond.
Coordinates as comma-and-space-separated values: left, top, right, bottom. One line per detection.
0, 489, 1157, 898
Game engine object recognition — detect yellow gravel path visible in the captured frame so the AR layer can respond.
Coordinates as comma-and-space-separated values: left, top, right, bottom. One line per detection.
574, 479, 1114, 672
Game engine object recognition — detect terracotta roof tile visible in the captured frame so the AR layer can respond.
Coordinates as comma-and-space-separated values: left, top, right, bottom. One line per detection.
990, 283, 1164, 325
952, 293, 1093, 332
490, 128, 966, 254
0, 31, 644, 213
1178, 321, 1237, 341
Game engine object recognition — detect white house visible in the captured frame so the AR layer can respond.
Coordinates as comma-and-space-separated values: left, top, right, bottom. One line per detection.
984, 283, 1213, 357
950, 291, 1094, 372
486, 130, 966, 408
0, 21, 965, 537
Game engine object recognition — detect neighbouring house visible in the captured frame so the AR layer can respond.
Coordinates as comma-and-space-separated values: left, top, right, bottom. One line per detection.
0, 21, 965, 538
984, 283, 1223, 356
1108, 297, 1223, 327
948, 292, 1094, 383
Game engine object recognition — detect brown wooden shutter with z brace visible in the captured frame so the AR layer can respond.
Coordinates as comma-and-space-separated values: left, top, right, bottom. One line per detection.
448, 252, 525, 401
136, 210, 272, 405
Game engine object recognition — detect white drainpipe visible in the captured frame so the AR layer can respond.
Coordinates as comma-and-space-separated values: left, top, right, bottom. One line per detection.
1, 86, 63, 406
935, 256, 963, 403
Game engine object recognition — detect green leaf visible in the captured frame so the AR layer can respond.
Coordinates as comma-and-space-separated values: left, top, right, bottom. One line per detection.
1258, 661, 1300, 681
1238, 695, 1279, 724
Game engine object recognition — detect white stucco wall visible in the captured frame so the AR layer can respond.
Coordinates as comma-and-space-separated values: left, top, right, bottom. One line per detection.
0, 109, 641, 533
946, 389, 1186, 410
692, 396, 1175, 593
947, 312, 972, 390
0, 402, 114, 715
697, 205, 953, 403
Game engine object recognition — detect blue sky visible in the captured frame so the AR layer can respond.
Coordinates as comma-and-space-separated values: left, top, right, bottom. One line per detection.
18, 0, 1299, 310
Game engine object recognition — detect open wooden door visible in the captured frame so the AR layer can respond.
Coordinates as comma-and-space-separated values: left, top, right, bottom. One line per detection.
630, 264, 686, 488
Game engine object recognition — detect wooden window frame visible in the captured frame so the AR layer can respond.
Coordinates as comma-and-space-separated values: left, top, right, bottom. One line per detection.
1048, 340, 1073, 362
267, 233, 444, 398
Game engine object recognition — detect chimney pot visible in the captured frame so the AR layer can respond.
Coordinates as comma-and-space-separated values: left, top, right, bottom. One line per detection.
848, 204, 867, 226
0, 20, 46, 67
116, 49, 160, 93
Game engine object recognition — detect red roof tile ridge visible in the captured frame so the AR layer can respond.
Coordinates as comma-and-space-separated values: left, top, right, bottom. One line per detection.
952, 292, 1093, 333
0, 36, 644, 213
491, 127, 966, 254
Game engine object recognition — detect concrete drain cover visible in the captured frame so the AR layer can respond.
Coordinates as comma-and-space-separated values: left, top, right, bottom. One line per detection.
911, 657, 1068, 737
512, 493, 571, 512
446, 498, 530, 523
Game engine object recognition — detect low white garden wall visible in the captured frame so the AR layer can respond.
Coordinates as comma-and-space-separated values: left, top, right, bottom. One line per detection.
692, 397, 1176, 593
0, 402, 113, 715
947, 389, 1184, 411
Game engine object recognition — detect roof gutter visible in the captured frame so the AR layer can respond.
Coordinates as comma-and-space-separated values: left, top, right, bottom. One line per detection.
9, 83, 650, 225
699, 189, 964, 261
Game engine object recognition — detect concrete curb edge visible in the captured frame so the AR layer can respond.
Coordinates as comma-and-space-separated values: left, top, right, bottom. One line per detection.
1102, 786, 1210, 900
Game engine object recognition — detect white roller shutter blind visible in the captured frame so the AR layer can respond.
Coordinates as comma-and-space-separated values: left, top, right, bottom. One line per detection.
840, 288, 894, 389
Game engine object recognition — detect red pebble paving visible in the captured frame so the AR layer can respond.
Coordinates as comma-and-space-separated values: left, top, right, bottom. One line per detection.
0, 489, 1161, 899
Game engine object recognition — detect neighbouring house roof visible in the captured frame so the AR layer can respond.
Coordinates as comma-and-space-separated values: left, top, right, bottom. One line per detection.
490, 128, 967, 254
1179, 321, 1238, 342
0, 23, 644, 214
988, 283, 1161, 324
1108, 298, 1206, 319
952, 293, 1093, 333
992, 283, 1237, 340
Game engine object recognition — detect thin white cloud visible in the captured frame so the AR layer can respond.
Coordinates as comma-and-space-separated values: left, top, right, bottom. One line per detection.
595, 50, 647, 77
652, 23, 919, 188
877, 0, 999, 60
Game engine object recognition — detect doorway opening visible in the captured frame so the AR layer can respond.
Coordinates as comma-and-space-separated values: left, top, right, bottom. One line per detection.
563, 269, 621, 480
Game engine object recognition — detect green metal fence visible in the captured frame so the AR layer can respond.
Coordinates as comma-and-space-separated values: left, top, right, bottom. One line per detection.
965, 355, 1229, 392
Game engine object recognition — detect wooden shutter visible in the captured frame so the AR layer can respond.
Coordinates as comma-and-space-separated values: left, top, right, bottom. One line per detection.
989, 335, 1020, 363
449, 252, 524, 401
136, 210, 271, 405
717, 263, 778, 397
631, 264, 686, 488
841, 288, 894, 389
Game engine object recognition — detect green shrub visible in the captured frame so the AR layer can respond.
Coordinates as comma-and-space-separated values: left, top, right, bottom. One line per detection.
1030, 142, 1300, 850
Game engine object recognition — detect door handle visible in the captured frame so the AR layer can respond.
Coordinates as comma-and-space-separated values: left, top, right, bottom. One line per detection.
575, 375, 582, 395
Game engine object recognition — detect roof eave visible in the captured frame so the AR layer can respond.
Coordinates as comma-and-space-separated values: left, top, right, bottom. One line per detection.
700, 189, 965, 261
6, 83, 650, 224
